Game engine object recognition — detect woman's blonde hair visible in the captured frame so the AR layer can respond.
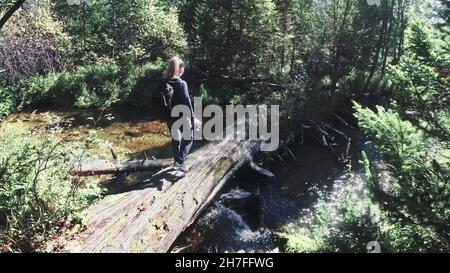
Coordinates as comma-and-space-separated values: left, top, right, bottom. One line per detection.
165, 56, 185, 78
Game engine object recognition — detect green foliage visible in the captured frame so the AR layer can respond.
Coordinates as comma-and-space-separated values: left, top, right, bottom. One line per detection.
229, 95, 248, 106
19, 62, 121, 108
389, 20, 450, 140
111, 0, 187, 60
280, 225, 325, 253
199, 84, 220, 105
180, 0, 279, 79
0, 129, 104, 252
279, 138, 386, 253
0, 84, 16, 120
279, 178, 383, 253
198, 84, 251, 106
282, 14, 450, 254
17, 60, 165, 109
0, 6, 69, 84
354, 102, 450, 252
281, 97, 449, 253
280, 14, 449, 254
406, 21, 435, 61
121, 60, 166, 108
51, 0, 187, 64
354, 104, 428, 161
0, 0, 446, 254
320, 197, 382, 253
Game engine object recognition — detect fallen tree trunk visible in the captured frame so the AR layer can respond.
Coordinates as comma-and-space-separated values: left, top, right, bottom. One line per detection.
71, 158, 173, 176
61, 113, 349, 253
63, 138, 264, 253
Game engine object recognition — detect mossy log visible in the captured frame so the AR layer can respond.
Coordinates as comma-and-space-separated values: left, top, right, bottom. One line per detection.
70, 158, 173, 176
64, 139, 262, 253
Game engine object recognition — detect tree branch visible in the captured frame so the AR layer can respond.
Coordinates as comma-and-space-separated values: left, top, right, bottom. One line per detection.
0, 0, 26, 30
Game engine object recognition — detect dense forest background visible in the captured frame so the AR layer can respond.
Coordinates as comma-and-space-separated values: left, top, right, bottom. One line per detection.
0, 0, 449, 253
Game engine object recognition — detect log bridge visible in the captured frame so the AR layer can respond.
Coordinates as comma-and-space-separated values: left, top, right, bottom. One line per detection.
65, 129, 273, 253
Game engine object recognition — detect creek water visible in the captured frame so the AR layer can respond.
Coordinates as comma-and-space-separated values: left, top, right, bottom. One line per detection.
0, 107, 364, 253
172, 120, 364, 253
174, 111, 364, 253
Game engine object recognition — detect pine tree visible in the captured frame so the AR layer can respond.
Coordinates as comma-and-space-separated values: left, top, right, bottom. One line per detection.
354, 102, 450, 250
407, 21, 434, 61
180, 0, 279, 79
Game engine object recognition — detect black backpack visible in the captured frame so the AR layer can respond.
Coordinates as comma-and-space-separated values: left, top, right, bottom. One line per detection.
154, 80, 175, 121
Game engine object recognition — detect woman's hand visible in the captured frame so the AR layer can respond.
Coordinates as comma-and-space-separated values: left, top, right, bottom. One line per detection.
193, 118, 202, 131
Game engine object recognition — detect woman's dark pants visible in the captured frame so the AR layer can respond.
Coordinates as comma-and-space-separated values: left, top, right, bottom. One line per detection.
168, 120, 193, 166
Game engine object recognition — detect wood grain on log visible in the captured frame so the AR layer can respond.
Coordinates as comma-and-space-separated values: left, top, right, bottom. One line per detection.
71, 159, 173, 176
64, 138, 261, 253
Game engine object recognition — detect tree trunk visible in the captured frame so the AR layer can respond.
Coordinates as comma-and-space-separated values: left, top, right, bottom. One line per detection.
62, 139, 264, 253
365, 2, 389, 91
70, 159, 173, 177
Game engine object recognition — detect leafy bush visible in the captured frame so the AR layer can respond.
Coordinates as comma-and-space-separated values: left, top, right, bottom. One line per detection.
17, 60, 166, 110
0, 129, 104, 252
0, 84, 16, 120
19, 72, 60, 107
19, 62, 121, 108
121, 60, 166, 108
199, 84, 220, 105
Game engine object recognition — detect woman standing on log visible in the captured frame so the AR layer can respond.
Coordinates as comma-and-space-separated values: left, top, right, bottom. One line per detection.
163, 57, 199, 173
